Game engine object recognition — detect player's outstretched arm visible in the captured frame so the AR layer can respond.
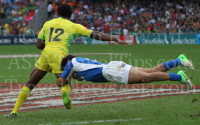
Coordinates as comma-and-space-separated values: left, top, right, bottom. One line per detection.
75, 24, 129, 46
36, 39, 45, 50
90, 31, 130, 46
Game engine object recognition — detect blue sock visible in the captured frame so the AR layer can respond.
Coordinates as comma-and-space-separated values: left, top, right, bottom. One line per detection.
168, 73, 182, 81
162, 59, 181, 71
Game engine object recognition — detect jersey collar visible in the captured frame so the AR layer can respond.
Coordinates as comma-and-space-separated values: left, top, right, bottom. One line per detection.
59, 17, 69, 20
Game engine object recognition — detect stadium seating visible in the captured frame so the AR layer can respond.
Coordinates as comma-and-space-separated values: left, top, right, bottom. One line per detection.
0, 0, 199, 36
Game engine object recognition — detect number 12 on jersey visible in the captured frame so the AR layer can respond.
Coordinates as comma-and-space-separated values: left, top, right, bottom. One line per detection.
48, 27, 64, 42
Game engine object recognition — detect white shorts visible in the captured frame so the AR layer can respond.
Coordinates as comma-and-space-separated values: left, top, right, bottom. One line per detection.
102, 61, 132, 85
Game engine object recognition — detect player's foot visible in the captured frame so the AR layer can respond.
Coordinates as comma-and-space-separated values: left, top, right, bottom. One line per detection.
67, 101, 72, 109
4, 112, 17, 118
178, 54, 194, 70
62, 92, 72, 109
177, 70, 192, 90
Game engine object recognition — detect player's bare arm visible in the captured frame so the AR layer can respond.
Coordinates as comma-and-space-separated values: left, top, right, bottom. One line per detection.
90, 31, 130, 46
36, 39, 45, 50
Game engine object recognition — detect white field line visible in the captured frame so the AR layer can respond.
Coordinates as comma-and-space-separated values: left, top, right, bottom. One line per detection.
0, 88, 193, 104
0, 53, 130, 58
0, 87, 123, 94
1, 89, 200, 112
0, 88, 192, 107
0, 87, 189, 97
0, 87, 157, 97
0, 89, 198, 104
65, 118, 142, 125
0, 54, 40, 58
2, 85, 200, 94
0, 75, 30, 78
0, 88, 184, 106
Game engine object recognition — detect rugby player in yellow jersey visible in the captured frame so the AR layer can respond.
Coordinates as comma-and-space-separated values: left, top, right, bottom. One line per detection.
5, 4, 129, 118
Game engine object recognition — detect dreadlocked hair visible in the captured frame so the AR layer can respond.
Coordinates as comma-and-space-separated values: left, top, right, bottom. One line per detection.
60, 55, 76, 71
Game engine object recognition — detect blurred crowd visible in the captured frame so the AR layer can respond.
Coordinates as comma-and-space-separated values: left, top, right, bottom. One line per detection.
1, 0, 200, 36
65, 0, 200, 34
0, 0, 42, 36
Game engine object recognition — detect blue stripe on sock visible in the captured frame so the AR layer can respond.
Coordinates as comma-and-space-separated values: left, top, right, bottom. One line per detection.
163, 59, 181, 71
168, 73, 182, 81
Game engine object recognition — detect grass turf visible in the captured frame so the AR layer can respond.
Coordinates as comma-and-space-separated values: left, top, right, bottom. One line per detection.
1, 44, 200, 124
0, 44, 199, 85
1, 94, 200, 125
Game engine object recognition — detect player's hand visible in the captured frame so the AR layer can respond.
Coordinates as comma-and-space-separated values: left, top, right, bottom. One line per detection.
56, 77, 67, 87
116, 39, 130, 46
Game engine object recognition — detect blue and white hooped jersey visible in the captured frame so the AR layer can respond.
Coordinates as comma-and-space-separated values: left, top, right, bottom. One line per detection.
60, 57, 109, 82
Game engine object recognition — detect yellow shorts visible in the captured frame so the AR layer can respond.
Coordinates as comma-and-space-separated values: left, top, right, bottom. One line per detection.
35, 50, 67, 73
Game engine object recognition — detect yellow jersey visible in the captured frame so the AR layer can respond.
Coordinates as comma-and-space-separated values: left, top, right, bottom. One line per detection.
38, 17, 93, 54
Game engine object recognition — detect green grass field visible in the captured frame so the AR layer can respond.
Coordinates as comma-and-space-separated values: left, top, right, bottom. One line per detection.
1, 94, 200, 125
0, 44, 200, 124
0, 44, 200, 84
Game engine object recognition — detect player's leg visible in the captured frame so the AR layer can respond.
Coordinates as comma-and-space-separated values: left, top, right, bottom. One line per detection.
133, 63, 166, 73
14, 67, 47, 112
134, 54, 194, 73
55, 73, 72, 109
5, 51, 50, 118
26, 66, 47, 90
5, 66, 47, 118
128, 67, 170, 83
51, 52, 72, 109
128, 67, 192, 89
